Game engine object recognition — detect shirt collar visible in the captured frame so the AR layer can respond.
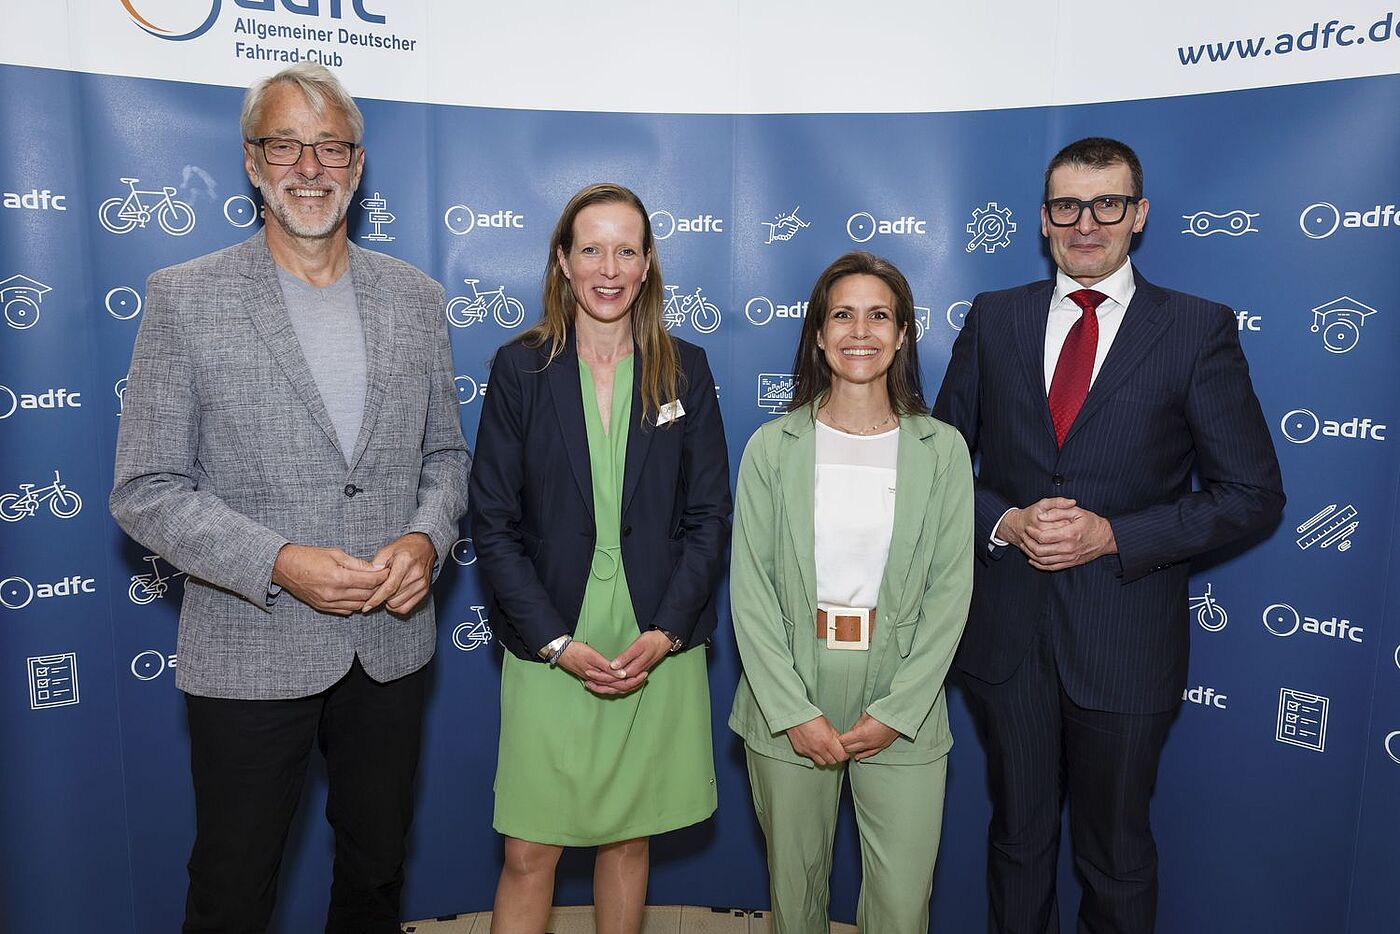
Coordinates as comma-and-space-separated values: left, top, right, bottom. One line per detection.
1051, 258, 1135, 312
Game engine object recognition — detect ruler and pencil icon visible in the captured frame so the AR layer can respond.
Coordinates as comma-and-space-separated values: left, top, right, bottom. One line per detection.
1296, 504, 1358, 552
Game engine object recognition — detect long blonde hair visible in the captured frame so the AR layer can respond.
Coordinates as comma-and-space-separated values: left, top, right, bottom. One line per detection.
521, 183, 680, 423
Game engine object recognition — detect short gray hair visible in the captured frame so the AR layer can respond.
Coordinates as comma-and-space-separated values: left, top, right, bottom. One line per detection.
240, 62, 365, 143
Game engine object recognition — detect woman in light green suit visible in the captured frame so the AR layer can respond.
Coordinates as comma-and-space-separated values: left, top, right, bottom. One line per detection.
729, 251, 974, 934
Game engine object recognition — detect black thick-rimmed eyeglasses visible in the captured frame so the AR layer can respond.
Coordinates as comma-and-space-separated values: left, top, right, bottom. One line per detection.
1043, 194, 1140, 227
246, 137, 358, 168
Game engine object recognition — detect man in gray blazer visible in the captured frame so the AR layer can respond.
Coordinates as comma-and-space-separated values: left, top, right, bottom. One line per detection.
110, 63, 469, 933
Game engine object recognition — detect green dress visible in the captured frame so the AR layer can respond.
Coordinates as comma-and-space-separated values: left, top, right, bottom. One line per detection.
493, 355, 717, 846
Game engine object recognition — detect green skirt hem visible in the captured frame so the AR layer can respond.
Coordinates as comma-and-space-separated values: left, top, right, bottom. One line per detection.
493, 800, 717, 848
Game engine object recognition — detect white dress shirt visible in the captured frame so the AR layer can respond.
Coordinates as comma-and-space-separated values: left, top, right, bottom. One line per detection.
1042, 259, 1137, 394
991, 259, 1138, 547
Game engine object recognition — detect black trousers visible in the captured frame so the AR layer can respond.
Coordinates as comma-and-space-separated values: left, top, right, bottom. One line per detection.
182, 657, 428, 934
962, 633, 1175, 934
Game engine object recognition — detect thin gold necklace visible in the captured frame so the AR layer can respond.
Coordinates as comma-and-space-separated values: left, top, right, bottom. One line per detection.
820, 408, 896, 435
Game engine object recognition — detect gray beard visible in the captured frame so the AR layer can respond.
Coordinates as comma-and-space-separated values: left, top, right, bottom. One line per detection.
257, 176, 355, 240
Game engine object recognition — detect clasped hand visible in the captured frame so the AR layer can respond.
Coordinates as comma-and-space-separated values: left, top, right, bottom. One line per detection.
997, 496, 1117, 571
271, 532, 436, 616
556, 629, 673, 696
786, 712, 900, 766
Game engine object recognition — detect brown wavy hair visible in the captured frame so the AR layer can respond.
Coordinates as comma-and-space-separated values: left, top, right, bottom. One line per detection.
788, 251, 928, 417
520, 183, 679, 423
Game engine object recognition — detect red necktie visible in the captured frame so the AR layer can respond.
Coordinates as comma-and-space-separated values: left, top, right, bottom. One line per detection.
1047, 288, 1105, 447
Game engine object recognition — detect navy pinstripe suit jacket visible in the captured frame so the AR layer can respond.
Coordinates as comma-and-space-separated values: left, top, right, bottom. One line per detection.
934, 269, 1284, 714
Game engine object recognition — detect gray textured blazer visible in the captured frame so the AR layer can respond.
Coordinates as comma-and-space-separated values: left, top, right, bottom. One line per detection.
111, 230, 470, 700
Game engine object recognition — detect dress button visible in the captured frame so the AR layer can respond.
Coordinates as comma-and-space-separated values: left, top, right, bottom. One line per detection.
1051, 474, 1064, 486
344, 484, 361, 497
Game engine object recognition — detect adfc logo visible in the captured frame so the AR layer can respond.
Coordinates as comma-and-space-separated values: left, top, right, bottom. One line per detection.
122, 1, 387, 42
121, 1, 222, 41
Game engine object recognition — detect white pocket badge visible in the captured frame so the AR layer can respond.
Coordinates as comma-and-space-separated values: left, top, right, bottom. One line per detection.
656, 399, 686, 426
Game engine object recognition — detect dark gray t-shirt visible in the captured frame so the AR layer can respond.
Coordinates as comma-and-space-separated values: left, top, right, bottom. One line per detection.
275, 264, 367, 465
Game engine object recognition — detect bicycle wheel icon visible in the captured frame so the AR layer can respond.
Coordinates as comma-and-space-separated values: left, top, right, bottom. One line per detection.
745, 296, 774, 326
224, 195, 259, 228
1262, 603, 1301, 637
128, 578, 159, 605
49, 489, 82, 518
130, 650, 166, 680
158, 200, 196, 236
98, 197, 137, 234
0, 495, 27, 521
106, 287, 142, 320
691, 299, 721, 334
444, 204, 476, 235
946, 300, 971, 332
3, 295, 40, 329
494, 297, 526, 329
450, 537, 476, 566
847, 212, 876, 243
650, 210, 676, 241
0, 577, 34, 610
1196, 601, 1228, 632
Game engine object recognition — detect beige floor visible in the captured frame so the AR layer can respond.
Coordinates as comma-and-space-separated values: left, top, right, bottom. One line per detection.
402, 905, 857, 933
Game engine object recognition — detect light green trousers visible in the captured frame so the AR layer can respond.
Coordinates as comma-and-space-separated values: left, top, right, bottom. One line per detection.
743, 646, 948, 934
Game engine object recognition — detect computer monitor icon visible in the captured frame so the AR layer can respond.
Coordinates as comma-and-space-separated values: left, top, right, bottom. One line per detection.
757, 373, 795, 414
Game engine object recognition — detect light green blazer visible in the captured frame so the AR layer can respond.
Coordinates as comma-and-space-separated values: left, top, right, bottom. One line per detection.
728, 406, 974, 767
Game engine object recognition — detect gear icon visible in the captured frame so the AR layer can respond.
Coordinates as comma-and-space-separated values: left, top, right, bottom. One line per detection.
966, 202, 1017, 253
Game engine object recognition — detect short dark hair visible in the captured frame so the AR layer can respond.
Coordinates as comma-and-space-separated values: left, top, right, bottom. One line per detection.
788, 251, 927, 418
1043, 137, 1143, 200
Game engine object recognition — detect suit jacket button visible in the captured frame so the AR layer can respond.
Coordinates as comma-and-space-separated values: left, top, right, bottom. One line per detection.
622, 525, 633, 537
1052, 473, 1064, 485
344, 484, 360, 497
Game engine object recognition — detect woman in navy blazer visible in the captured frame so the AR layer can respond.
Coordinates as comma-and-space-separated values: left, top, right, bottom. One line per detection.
469, 183, 731, 933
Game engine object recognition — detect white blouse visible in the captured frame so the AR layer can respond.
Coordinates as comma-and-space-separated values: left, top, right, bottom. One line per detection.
814, 420, 899, 609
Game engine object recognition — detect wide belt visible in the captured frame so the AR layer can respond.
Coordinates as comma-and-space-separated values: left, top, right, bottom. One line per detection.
816, 604, 875, 651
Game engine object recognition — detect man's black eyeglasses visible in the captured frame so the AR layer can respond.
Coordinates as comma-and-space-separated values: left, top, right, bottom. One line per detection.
247, 137, 358, 168
1043, 195, 1140, 227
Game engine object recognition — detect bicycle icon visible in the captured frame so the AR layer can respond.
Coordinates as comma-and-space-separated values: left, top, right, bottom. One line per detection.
446, 279, 527, 329
0, 469, 83, 522
98, 178, 196, 236
128, 555, 186, 605
662, 285, 721, 334
453, 606, 493, 651
1190, 582, 1228, 632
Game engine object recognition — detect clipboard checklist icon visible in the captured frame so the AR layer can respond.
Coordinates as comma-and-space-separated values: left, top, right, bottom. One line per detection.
27, 653, 79, 710
1276, 688, 1328, 752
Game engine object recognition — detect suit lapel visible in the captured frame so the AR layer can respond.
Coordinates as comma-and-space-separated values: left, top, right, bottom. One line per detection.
238, 231, 342, 456
778, 412, 818, 610
620, 353, 656, 516
876, 418, 934, 613
547, 333, 595, 519
1062, 272, 1172, 447
1014, 280, 1057, 443
347, 244, 393, 470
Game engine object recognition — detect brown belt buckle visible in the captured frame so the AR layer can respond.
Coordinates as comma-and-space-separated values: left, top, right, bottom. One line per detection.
819, 603, 871, 652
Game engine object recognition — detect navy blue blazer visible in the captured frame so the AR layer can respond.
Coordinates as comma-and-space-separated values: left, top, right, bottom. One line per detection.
469, 332, 732, 661
933, 269, 1284, 713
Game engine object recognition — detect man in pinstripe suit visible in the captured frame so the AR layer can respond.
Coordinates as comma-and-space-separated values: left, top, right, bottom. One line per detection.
934, 137, 1283, 933
111, 64, 469, 933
